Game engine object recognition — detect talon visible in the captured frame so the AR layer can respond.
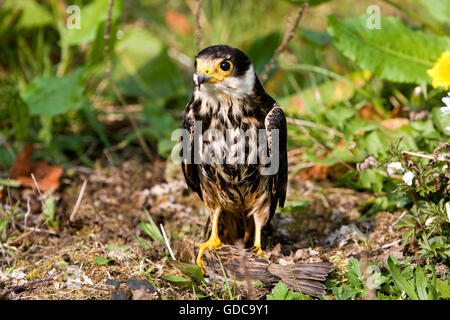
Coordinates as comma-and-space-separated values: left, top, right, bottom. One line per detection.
195, 237, 223, 273
251, 245, 266, 258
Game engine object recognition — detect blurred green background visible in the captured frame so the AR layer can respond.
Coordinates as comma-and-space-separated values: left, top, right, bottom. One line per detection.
0, 0, 449, 184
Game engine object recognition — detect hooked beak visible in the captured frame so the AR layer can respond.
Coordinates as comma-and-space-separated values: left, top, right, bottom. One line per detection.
197, 73, 212, 86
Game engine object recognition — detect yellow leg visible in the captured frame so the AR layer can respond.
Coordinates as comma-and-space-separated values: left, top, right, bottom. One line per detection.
196, 209, 223, 273
252, 222, 265, 257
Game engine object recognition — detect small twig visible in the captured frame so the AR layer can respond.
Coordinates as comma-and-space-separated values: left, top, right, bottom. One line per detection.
392, 211, 408, 226
30, 173, 49, 215
381, 239, 401, 249
289, 121, 353, 171
30, 173, 43, 197
160, 224, 176, 260
104, 0, 114, 79
70, 179, 88, 222
433, 143, 450, 163
287, 117, 344, 138
24, 197, 31, 229
195, 0, 204, 51
288, 162, 315, 172
260, 3, 308, 83
2, 278, 55, 299
23, 227, 57, 235
6, 178, 15, 230
401, 151, 450, 163
110, 82, 154, 162
103, 0, 154, 162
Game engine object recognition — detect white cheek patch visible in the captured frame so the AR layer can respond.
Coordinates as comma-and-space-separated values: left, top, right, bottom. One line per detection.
214, 65, 255, 99
193, 64, 256, 115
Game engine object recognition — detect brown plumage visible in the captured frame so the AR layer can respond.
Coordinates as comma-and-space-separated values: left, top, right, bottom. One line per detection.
181, 45, 288, 269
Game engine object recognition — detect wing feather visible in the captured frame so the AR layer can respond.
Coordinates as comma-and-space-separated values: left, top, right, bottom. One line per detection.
265, 104, 288, 221
181, 101, 203, 200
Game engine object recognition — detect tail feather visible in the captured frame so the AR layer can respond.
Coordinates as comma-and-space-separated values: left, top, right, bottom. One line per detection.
201, 245, 334, 298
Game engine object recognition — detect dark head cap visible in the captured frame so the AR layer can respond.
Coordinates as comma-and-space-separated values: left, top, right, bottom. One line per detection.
195, 45, 252, 78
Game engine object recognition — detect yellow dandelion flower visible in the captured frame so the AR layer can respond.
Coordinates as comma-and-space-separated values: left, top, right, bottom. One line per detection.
427, 51, 450, 90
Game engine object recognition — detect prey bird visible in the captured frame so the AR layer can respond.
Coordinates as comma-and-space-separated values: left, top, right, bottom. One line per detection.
181, 45, 288, 271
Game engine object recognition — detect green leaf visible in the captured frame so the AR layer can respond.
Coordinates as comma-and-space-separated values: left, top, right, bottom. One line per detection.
4, 0, 52, 29
43, 197, 58, 228
361, 131, 390, 157
0, 179, 21, 187
63, 0, 123, 46
163, 275, 192, 287
327, 15, 450, 83
21, 69, 86, 117
358, 169, 384, 194
387, 256, 419, 300
332, 285, 361, 300
141, 104, 178, 157
139, 209, 165, 244
282, 200, 310, 212
325, 106, 355, 130
169, 261, 205, 284
95, 256, 112, 266
415, 265, 428, 300
436, 279, 450, 299
431, 107, 450, 136
409, 0, 450, 24
299, 27, 331, 46
267, 281, 292, 300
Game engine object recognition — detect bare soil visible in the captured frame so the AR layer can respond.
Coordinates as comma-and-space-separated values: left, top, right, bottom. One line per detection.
0, 159, 417, 300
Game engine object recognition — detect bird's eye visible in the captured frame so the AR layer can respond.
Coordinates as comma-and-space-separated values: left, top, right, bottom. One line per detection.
219, 60, 231, 71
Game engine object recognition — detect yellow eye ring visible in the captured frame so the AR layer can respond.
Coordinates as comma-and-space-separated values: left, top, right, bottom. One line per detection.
217, 59, 232, 73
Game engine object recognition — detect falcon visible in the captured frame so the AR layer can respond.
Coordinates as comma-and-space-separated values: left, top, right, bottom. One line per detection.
181, 45, 287, 270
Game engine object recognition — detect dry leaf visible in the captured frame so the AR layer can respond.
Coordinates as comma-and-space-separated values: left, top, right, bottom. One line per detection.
9, 144, 63, 191
359, 103, 383, 121
165, 10, 191, 35
298, 165, 329, 181
380, 118, 410, 130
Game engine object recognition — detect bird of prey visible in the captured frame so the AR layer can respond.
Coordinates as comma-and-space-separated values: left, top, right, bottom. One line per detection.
181, 45, 287, 271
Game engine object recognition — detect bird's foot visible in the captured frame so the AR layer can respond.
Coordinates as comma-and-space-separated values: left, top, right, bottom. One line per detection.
250, 245, 267, 259
195, 237, 223, 273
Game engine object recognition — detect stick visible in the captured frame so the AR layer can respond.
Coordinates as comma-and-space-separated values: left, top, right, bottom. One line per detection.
195, 0, 204, 51
160, 224, 176, 260
104, 0, 154, 162
104, 0, 114, 79
70, 179, 88, 222
24, 197, 31, 229
260, 3, 309, 83
401, 151, 450, 163
1, 278, 55, 299
287, 117, 344, 138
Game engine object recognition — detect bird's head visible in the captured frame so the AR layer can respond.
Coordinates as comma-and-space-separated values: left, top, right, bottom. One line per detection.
193, 45, 256, 99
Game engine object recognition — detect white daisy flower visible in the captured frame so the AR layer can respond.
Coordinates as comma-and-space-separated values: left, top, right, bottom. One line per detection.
402, 171, 414, 186
425, 217, 437, 226
387, 162, 404, 176
442, 92, 450, 116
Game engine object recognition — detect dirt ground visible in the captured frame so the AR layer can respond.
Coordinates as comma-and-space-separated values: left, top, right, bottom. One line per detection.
0, 158, 417, 300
